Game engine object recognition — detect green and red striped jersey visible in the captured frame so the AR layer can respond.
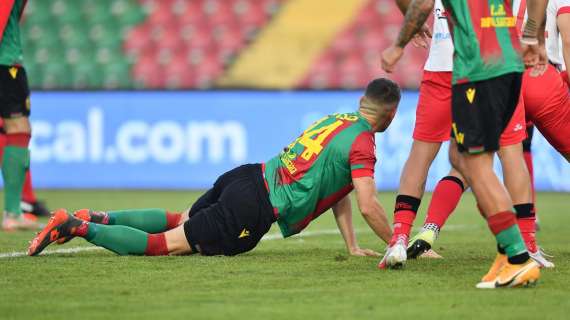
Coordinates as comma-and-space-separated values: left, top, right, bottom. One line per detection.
264, 112, 376, 238
0, 0, 26, 66
442, 0, 524, 83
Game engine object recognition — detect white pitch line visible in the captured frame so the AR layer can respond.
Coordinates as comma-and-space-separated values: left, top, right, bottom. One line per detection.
0, 224, 473, 259
0, 246, 103, 258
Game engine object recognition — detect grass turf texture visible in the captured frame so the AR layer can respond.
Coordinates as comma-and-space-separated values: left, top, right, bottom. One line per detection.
0, 191, 569, 319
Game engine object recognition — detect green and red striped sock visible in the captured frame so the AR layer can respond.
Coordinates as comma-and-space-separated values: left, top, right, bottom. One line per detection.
487, 211, 529, 264
91, 209, 181, 233
76, 223, 169, 256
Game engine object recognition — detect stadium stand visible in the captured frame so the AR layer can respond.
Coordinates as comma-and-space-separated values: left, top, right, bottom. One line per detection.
21, 0, 426, 90
299, 0, 428, 89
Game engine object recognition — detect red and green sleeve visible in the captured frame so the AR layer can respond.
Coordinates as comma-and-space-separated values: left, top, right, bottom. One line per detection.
349, 131, 376, 179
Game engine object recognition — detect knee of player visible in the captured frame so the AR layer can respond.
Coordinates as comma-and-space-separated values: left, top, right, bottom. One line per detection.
448, 149, 463, 172
164, 225, 193, 255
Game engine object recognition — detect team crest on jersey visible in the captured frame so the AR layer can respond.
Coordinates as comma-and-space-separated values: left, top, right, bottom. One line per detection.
466, 88, 476, 104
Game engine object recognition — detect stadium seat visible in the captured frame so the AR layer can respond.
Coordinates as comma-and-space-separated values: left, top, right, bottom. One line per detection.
299, 0, 427, 89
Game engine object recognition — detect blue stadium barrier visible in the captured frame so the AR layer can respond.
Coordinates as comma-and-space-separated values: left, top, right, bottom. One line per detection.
12, 91, 569, 191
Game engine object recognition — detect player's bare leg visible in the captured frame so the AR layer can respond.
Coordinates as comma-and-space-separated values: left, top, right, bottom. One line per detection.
461, 153, 511, 215
165, 224, 193, 255
2, 116, 39, 231
398, 140, 443, 199
380, 140, 441, 268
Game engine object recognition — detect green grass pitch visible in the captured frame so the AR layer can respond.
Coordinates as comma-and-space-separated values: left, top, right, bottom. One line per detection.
0, 190, 569, 319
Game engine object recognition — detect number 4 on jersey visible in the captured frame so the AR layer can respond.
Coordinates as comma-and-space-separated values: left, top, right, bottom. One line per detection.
298, 120, 343, 160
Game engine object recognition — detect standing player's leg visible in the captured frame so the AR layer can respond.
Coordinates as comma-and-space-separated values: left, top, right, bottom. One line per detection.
20, 170, 50, 217
1, 66, 39, 231
495, 95, 552, 266
521, 125, 539, 230
407, 166, 466, 258
0, 119, 49, 219
1, 67, 36, 229
452, 73, 539, 288
382, 71, 452, 268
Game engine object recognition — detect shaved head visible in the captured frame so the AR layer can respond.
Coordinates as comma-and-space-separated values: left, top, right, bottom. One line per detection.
358, 78, 401, 132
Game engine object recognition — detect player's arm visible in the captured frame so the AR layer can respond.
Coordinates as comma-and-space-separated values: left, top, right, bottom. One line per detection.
522, 0, 549, 67
524, 0, 549, 41
332, 194, 380, 256
395, 0, 432, 48
352, 177, 392, 244
381, 0, 434, 72
557, 10, 570, 81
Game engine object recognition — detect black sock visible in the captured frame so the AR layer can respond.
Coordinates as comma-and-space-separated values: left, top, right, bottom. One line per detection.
497, 244, 506, 255
508, 252, 530, 265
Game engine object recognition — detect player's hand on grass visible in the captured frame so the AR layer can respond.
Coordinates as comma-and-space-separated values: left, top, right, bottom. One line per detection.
381, 46, 404, 73
349, 247, 381, 257
411, 24, 432, 49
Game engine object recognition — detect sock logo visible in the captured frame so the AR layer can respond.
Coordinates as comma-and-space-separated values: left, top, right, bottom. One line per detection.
395, 202, 412, 210
239, 228, 250, 239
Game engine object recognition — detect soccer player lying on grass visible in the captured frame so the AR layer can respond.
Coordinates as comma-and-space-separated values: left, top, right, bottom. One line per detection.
28, 78, 399, 258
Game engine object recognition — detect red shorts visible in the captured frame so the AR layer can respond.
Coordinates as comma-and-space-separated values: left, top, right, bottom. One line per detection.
499, 92, 527, 147
413, 71, 453, 142
413, 70, 526, 146
523, 65, 570, 153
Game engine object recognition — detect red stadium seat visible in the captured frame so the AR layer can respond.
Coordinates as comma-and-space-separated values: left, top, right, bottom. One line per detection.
298, 0, 427, 89
126, 0, 282, 88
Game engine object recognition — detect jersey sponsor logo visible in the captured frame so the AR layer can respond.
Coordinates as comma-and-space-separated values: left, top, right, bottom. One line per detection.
452, 123, 465, 145
8, 67, 18, 79
466, 88, 476, 104
238, 228, 250, 239
481, 4, 516, 28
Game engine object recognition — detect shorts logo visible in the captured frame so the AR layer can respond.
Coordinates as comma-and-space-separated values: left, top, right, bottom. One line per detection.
8, 67, 18, 79
466, 88, 476, 104
513, 123, 523, 132
238, 228, 250, 239
452, 123, 465, 145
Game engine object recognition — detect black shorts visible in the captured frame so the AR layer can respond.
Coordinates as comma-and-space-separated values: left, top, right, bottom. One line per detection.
522, 124, 534, 152
183, 164, 276, 256
451, 72, 522, 153
0, 65, 31, 119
